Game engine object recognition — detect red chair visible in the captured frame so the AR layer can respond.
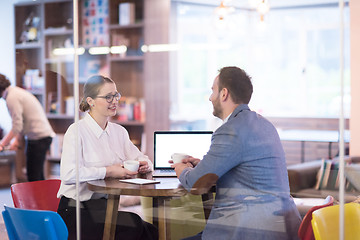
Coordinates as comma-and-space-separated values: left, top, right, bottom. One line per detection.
11, 179, 61, 212
298, 195, 334, 240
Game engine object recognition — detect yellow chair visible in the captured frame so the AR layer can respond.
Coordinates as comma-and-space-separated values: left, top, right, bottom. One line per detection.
311, 203, 360, 240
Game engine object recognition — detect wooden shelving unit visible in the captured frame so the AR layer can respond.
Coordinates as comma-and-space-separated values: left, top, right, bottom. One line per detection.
14, 0, 154, 178
14, 0, 172, 171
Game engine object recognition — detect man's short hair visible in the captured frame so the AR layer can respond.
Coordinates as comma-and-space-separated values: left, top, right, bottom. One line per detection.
0, 74, 11, 98
218, 66, 253, 104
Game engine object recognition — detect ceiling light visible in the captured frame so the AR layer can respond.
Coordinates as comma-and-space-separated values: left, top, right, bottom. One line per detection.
110, 45, 127, 54
256, 0, 270, 21
88, 46, 110, 55
214, 1, 234, 21
52, 47, 85, 56
257, 0, 270, 15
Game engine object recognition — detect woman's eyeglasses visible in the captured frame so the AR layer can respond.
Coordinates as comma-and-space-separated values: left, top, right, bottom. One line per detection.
96, 92, 121, 103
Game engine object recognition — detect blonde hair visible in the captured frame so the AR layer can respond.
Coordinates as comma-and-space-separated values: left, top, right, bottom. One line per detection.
79, 75, 114, 112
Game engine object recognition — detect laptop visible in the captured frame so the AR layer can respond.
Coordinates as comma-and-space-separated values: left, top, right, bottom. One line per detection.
152, 131, 213, 177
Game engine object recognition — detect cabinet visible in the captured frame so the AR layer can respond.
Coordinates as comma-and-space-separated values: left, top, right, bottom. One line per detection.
14, 0, 148, 177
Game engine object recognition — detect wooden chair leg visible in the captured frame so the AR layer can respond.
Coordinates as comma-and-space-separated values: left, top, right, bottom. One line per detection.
201, 192, 214, 221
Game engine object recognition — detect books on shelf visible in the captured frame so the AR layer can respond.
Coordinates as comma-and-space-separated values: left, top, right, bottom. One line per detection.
65, 96, 74, 116
83, 58, 109, 78
118, 2, 135, 25
82, 0, 109, 46
23, 69, 44, 90
116, 97, 145, 122
315, 158, 327, 190
47, 92, 59, 114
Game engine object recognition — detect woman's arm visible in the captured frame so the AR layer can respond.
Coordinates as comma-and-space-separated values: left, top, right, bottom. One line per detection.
60, 124, 107, 184
122, 129, 153, 173
106, 164, 137, 178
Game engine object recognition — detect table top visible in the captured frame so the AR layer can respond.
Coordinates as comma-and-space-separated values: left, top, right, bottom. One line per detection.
0, 150, 16, 164
0, 150, 16, 156
87, 177, 187, 197
277, 129, 350, 143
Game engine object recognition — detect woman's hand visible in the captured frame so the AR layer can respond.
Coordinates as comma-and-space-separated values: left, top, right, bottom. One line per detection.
138, 160, 151, 174
106, 164, 137, 179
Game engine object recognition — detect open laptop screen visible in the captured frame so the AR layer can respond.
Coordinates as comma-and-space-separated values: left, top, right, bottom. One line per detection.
154, 131, 213, 169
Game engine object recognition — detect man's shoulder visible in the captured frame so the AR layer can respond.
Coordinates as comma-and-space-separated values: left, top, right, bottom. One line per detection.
232, 109, 274, 127
217, 110, 277, 137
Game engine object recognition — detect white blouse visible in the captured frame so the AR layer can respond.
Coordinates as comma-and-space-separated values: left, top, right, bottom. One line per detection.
57, 112, 152, 201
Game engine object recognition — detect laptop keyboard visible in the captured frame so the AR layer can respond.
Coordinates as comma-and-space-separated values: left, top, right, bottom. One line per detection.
153, 169, 176, 177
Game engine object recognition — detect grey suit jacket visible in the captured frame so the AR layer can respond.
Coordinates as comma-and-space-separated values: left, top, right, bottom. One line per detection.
180, 104, 301, 240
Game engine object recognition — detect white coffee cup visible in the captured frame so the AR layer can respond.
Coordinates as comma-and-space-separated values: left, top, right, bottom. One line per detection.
124, 160, 140, 172
171, 153, 189, 164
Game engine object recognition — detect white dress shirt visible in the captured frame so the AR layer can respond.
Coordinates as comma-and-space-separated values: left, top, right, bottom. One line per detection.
57, 113, 153, 201
223, 113, 231, 124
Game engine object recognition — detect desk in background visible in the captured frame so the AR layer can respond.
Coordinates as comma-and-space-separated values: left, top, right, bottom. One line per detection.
278, 129, 350, 163
0, 150, 16, 186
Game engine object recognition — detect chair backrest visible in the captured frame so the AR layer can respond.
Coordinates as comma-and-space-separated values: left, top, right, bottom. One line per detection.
2, 205, 68, 240
11, 179, 61, 212
311, 202, 360, 240
298, 195, 334, 240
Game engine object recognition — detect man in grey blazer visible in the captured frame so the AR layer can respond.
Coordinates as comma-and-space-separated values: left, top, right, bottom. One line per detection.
173, 66, 301, 240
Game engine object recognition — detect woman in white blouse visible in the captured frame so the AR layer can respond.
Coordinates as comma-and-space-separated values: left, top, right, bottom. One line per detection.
57, 75, 158, 240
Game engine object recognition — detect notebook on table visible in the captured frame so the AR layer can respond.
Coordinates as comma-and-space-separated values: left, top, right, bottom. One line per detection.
152, 131, 213, 177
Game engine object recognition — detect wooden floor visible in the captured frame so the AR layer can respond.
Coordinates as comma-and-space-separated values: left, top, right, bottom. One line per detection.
0, 187, 13, 240
0, 219, 8, 240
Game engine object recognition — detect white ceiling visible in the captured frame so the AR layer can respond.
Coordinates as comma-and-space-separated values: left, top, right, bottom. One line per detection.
173, 0, 347, 9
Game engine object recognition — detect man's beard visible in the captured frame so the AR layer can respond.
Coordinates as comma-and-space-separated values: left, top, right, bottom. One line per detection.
212, 96, 222, 119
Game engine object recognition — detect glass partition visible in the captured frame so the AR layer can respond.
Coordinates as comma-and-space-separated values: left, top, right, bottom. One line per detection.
7, 1, 357, 240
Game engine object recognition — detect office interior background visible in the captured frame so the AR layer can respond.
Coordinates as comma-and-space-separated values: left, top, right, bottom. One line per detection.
0, 0, 359, 163
0, 0, 360, 239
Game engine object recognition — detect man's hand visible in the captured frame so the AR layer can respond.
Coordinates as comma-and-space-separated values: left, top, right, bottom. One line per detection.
185, 156, 201, 167
168, 156, 200, 167
172, 162, 193, 178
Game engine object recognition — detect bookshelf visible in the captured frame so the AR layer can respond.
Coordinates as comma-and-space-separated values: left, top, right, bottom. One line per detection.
109, 0, 145, 151
14, 0, 152, 178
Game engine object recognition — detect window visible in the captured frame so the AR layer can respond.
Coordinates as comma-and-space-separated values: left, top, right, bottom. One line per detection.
170, 1, 350, 129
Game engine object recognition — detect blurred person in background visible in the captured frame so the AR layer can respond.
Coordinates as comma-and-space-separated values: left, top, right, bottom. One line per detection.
0, 73, 54, 181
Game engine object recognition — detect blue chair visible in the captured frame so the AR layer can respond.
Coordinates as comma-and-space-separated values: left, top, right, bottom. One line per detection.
2, 205, 68, 240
